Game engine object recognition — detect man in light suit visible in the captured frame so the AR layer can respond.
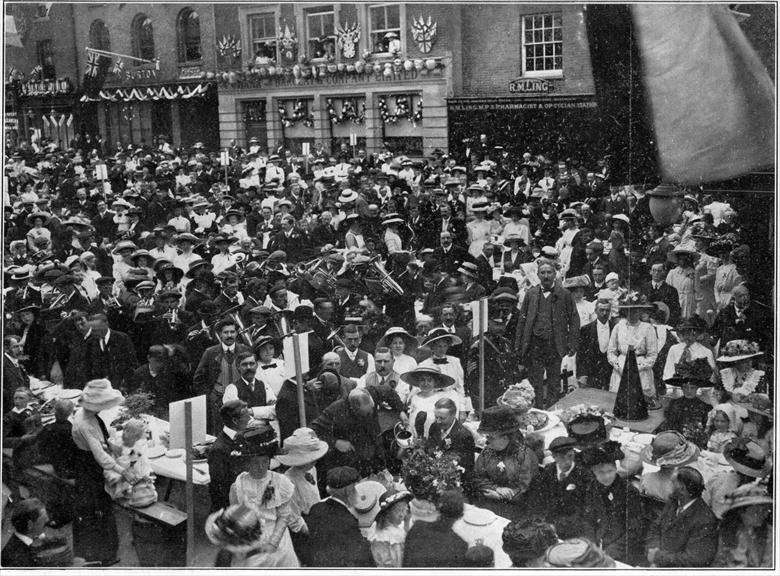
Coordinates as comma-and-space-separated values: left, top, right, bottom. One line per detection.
514, 260, 580, 408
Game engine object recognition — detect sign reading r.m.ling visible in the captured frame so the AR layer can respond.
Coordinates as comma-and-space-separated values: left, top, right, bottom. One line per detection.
509, 78, 551, 93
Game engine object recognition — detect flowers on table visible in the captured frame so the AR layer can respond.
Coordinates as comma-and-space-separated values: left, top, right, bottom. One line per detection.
400, 439, 463, 504
559, 403, 615, 428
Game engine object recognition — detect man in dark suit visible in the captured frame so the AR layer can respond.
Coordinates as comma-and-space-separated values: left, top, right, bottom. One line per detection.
69, 187, 97, 218
474, 242, 499, 293
125, 345, 191, 417
193, 317, 250, 434
303, 466, 374, 567
84, 313, 137, 393
426, 397, 475, 478
527, 436, 591, 526
435, 303, 471, 362
92, 199, 117, 243
641, 262, 682, 327
1, 498, 49, 567
312, 298, 336, 348
576, 299, 615, 390
645, 466, 718, 567
601, 185, 630, 217
432, 231, 470, 276
515, 260, 580, 408
3, 335, 30, 411
711, 284, 770, 350
207, 400, 250, 513
582, 240, 611, 281
276, 372, 342, 443
433, 203, 467, 247
268, 215, 307, 263
334, 324, 374, 379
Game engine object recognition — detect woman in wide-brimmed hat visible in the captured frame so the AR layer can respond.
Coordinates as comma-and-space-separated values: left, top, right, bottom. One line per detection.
472, 405, 538, 519
110, 240, 139, 287
712, 238, 744, 310
25, 212, 52, 251
376, 327, 418, 375
276, 427, 328, 516
713, 480, 773, 567
70, 379, 126, 565
666, 239, 699, 319
417, 328, 467, 408
717, 339, 766, 400
382, 214, 405, 255
637, 431, 701, 517
608, 291, 659, 412
580, 441, 644, 566
662, 358, 716, 444
738, 393, 773, 453
154, 260, 185, 293
545, 537, 617, 568
402, 366, 459, 438
502, 205, 531, 247
366, 489, 413, 567
227, 428, 302, 567
705, 438, 769, 520
662, 315, 716, 399
466, 200, 493, 258
205, 503, 265, 560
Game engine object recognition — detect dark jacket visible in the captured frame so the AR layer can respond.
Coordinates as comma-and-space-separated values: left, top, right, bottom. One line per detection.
403, 517, 469, 567
646, 497, 719, 567
641, 281, 682, 327
310, 396, 386, 477
576, 319, 615, 389
529, 462, 592, 526
3, 355, 29, 412
432, 244, 470, 276
83, 330, 138, 392
426, 420, 476, 477
304, 498, 374, 567
192, 343, 250, 397
1, 534, 36, 567
584, 475, 646, 566
207, 430, 239, 512
515, 284, 580, 359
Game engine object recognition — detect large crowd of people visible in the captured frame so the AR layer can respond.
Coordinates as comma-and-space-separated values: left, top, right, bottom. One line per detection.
1, 132, 773, 568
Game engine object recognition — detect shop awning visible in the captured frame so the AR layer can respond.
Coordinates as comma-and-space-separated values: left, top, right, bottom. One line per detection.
79, 83, 211, 103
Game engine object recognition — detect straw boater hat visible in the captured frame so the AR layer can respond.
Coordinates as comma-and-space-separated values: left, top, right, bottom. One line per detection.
351, 480, 386, 528
562, 275, 590, 290
186, 258, 213, 279
545, 538, 616, 568
205, 503, 264, 553
112, 240, 138, 254
382, 214, 405, 226
676, 316, 709, 333
400, 366, 454, 389
175, 232, 200, 244
130, 249, 152, 265
737, 393, 773, 420
80, 379, 125, 412
717, 340, 763, 363
338, 189, 359, 204
723, 438, 767, 478
457, 262, 479, 279
275, 428, 328, 467
421, 327, 462, 348
477, 405, 518, 435
641, 431, 700, 468
376, 327, 418, 352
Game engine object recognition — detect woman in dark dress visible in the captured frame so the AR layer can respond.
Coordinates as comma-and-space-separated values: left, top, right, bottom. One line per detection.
581, 441, 646, 566
403, 489, 468, 567
70, 379, 131, 566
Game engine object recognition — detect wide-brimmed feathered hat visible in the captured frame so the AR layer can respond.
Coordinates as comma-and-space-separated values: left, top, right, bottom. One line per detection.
717, 340, 763, 363
376, 327, 419, 353
640, 431, 700, 468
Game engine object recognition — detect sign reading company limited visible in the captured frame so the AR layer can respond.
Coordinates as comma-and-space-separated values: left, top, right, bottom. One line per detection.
509, 78, 552, 93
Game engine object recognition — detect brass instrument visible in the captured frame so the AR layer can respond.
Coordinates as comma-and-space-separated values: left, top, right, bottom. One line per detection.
365, 256, 404, 296
185, 302, 244, 341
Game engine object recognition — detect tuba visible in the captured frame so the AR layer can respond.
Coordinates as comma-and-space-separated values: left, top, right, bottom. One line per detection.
365, 256, 404, 296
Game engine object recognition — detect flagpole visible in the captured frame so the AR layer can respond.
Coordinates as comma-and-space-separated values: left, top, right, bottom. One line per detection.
478, 297, 486, 416
85, 46, 156, 66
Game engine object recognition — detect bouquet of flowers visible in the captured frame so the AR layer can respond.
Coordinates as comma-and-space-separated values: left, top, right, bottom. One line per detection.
400, 440, 463, 504
110, 391, 155, 429
559, 404, 615, 428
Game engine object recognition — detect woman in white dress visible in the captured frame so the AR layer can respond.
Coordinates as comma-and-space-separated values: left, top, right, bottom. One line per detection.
402, 366, 461, 439
227, 429, 303, 567
714, 245, 744, 311
501, 205, 531, 246
25, 212, 52, 251
466, 201, 493, 259
564, 275, 595, 327
255, 336, 287, 396
608, 297, 659, 407
666, 243, 698, 320
344, 214, 366, 251
717, 340, 766, 400
377, 327, 418, 379
383, 216, 405, 255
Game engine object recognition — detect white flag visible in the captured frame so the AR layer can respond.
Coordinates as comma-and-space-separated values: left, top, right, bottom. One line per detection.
283, 332, 310, 378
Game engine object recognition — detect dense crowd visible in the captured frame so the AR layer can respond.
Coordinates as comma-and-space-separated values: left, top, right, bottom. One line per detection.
1, 133, 773, 568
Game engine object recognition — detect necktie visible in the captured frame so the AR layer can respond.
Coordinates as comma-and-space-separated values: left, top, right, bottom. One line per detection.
378, 377, 385, 387
433, 358, 448, 365
225, 350, 235, 381
304, 473, 316, 485
558, 472, 567, 482
95, 414, 110, 443
262, 363, 277, 370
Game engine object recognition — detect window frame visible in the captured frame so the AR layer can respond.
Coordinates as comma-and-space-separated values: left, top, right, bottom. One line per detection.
367, 3, 403, 56
521, 12, 563, 79
239, 6, 280, 68
36, 39, 56, 79
177, 8, 203, 63
131, 13, 156, 66
248, 12, 278, 64
89, 19, 111, 51
305, 5, 337, 62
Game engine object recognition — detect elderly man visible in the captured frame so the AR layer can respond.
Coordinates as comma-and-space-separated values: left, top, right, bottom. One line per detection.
432, 230, 470, 276
711, 284, 769, 350
646, 466, 718, 567
515, 260, 579, 408
311, 388, 388, 480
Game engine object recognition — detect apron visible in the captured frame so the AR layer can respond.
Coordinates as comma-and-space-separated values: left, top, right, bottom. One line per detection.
72, 416, 119, 564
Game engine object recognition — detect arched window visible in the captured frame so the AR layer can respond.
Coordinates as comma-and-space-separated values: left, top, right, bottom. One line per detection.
177, 8, 202, 62
89, 19, 111, 51
131, 13, 155, 65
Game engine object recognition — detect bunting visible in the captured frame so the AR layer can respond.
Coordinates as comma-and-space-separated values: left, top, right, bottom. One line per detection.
79, 83, 211, 102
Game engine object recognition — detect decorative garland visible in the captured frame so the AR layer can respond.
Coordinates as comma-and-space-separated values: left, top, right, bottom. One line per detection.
121, 103, 136, 122
326, 98, 366, 125
278, 99, 314, 128
79, 84, 210, 102
379, 95, 423, 125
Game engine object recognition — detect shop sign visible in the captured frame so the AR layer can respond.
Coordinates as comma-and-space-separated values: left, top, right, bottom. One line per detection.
5, 112, 18, 130
179, 66, 202, 80
124, 68, 158, 81
448, 96, 597, 112
509, 78, 551, 93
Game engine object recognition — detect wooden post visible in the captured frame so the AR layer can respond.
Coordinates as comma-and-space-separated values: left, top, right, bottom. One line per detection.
291, 333, 306, 427
184, 401, 195, 567
478, 298, 487, 416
